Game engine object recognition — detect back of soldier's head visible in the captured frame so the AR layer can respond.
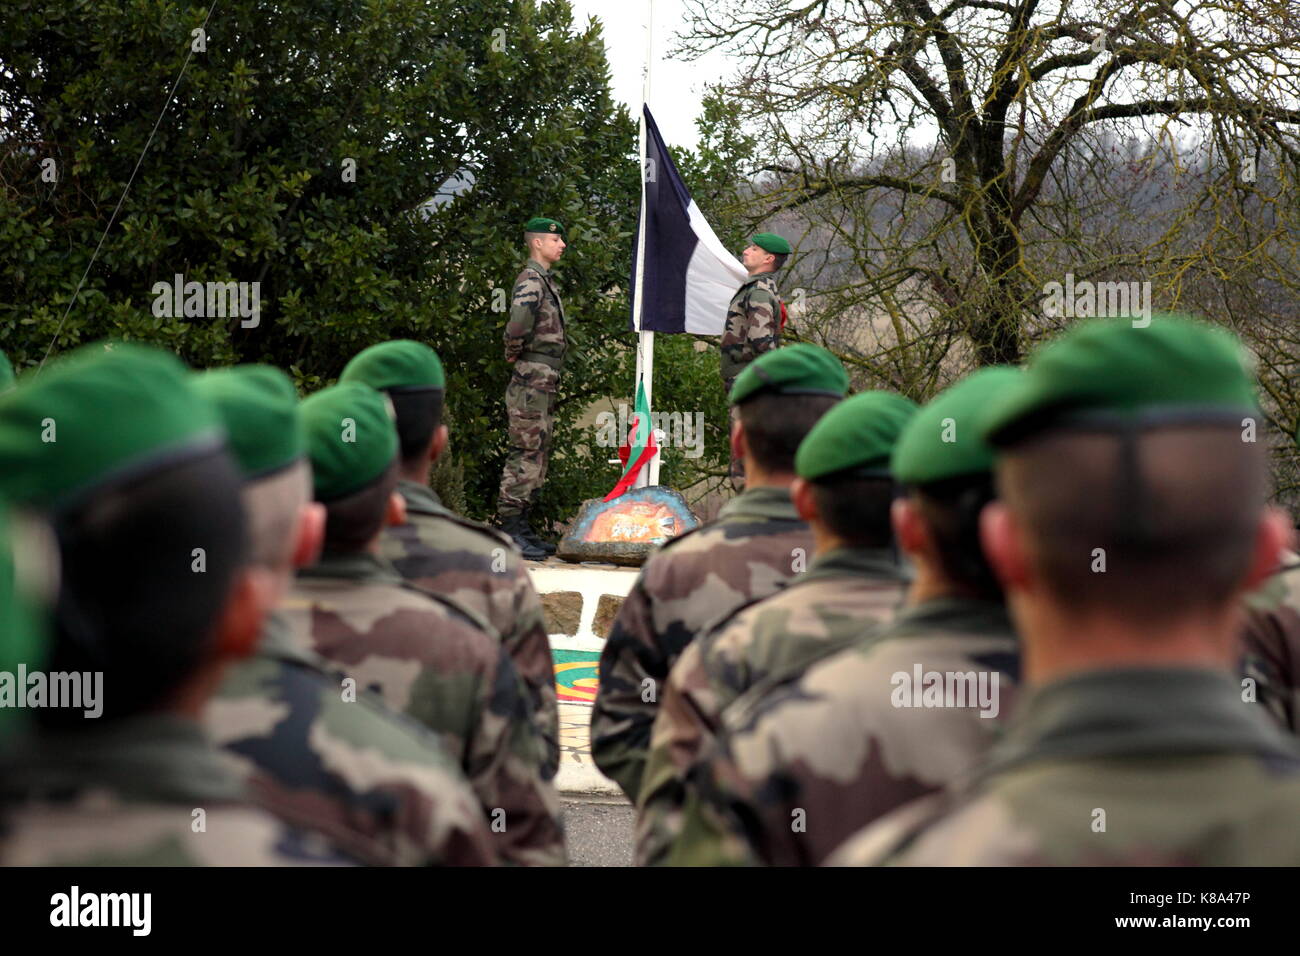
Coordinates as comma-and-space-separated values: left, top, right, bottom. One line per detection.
796, 390, 919, 547
300, 382, 399, 553
892, 367, 1022, 599
192, 365, 310, 571
985, 317, 1267, 625
730, 344, 850, 474
339, 340, 446, 468
0, 343, 248, 724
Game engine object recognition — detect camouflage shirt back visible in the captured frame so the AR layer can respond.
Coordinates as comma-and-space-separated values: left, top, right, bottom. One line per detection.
1240, 555, 1300, 734
590, 485, 813, 800
829, 669, 1300, 866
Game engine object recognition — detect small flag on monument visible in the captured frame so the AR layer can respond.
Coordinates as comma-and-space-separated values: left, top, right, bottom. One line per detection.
604, 380, 657, 502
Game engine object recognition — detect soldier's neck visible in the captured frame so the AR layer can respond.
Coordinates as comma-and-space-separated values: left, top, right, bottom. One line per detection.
398, 460, 430, 485
746, 265, 776, 278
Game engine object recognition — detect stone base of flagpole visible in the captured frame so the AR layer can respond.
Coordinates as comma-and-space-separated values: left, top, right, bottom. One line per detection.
554, 486, 698, 567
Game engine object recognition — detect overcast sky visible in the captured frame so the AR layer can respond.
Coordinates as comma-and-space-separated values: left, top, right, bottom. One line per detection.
567, 0, 734, 149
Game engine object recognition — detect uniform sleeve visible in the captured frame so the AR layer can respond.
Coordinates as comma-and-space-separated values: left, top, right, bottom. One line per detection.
504, 273, 542, 361
745, 285, 780, 358
463, 643, 567, 866
589, 573, 663, 801
501, 563, 561, 780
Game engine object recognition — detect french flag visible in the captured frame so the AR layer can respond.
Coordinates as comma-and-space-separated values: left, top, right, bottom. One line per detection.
629, 105, 746, 334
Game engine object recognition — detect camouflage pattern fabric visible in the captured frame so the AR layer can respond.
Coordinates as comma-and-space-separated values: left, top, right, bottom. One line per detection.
719, 273, 780, 386
636, 546, 909, 864
1240, 554, 1300, 734
828, 669, 1300, 866
662, 598, 1019, 866
499, 258, 567, 519
206, 610, 497, 865
280, 550, 566, 866
383, 480, 560, 778
0, 715, 356, 866
590, 486, 814, 801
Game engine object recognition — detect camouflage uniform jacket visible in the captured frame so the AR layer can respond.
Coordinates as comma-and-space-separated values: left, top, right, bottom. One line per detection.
662, 598, 1019, 866
829, 668, 1300, 866
1240, 553, 1300, 734
504, 258, 567, 383
281, 550, 566, 866
0, 715, 355, 865
383, 479, 559, 779
590, 485, 814, 801
635, 546, 909, 864
720, 272, 781, 387
206, 610, 497, 865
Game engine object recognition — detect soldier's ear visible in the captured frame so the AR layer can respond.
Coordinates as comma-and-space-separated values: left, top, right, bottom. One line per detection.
980, 501, 1030, 593
731, 418, 746, 463
1242, 507, 1294, 593
792, 477, 818, 523
428, 424, 449, 465
211, 568, 267, 662
891, 496, 929, 559
385, 491, 407, 528
292, 502, 325, 570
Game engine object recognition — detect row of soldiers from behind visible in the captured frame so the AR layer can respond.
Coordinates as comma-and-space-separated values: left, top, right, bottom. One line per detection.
591, 316, 1300, 865
0, 340, 564, 865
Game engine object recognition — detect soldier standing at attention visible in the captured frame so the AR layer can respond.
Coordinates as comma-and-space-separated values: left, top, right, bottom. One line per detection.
721, 233, 792, 487
498, 217, 568, 560
831, 316, 1300, 866
590, 345, 848, 802
341, 339, 560, 780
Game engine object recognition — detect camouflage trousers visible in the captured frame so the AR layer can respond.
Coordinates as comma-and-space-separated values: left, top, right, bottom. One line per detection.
498, 360, 559, 518
724, 377, 746, 491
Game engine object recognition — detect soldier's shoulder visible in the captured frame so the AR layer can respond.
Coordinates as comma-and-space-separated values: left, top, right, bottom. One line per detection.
412, 507, 517, 553
397, 579, 501, 639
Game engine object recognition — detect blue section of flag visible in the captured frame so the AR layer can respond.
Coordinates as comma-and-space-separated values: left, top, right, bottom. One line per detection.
630, 106, 698, 333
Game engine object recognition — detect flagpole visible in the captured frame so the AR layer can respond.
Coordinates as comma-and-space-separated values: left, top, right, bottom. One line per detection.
634, 0, 658, 489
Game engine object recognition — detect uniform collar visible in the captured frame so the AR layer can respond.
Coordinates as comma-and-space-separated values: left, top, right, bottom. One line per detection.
0, 713, 244, 805
803, 545, 907, 584
983, 667, 1299, 776
397, 479, 445, 517
740, 270, 777, 288
886, 596, 1014, 639
526, 258, 552, 277
717, 485, 802, 522
297, 549, 400, 584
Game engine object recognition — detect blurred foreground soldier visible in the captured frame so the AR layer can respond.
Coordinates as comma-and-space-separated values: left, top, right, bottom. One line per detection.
667, 368, 1022, 866
283, 382, 565, 865
497, 217, 569, 559
0, 502, 55, 746
831, 317, 1300, 866
0, 344, 351, 865
638, 389, 914, 864
195, 365, 494, 865
590, 345, 847, 800
342, 339, 559, 779
721, 233, 791, 486
1241, 549, 1300, 733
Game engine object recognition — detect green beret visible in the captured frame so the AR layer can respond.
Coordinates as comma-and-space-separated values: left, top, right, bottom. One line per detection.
192, 365, 305, 479
524, 217, 566, 238
984, 315, 1259, 447
892, 367, 1022, 485
729, 344, 849, 406
0, 350, 14, 389
300, 383, 397, 502
0, 504, 53, 741
796, 391, 919, 481
0, 342, 223, 511
751, 233, 792, 255
340, 339, 445, 392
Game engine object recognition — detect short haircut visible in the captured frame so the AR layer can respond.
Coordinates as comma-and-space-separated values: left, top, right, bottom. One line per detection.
321, 457, 400, 552
242, 460, 311, 570
908, 475, 1001, 599
388, 388, 445, 466
810, 476, 896, 548
770, 252, 788, 271
737, 392, 839, 473
44, 450, 247, 724
998, 425, 1267, 624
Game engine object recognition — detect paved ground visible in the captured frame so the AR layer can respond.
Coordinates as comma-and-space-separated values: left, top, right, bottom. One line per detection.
562, 795, 636, 867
